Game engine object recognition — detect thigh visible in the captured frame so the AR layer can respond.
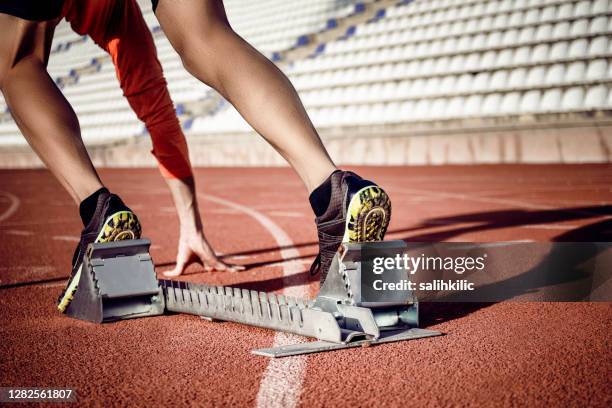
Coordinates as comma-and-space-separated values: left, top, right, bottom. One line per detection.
0, 13, 56, 87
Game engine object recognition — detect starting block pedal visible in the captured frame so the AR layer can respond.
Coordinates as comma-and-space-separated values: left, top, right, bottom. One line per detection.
65, 239, 165, 323
65, 238, 441, 356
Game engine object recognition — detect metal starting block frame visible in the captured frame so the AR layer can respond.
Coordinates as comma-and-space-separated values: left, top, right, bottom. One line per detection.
65, 239, 165, 323
66, 239, 441, 357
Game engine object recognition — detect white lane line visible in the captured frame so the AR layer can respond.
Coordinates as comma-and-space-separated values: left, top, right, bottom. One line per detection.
267, 211, 306, 218
207, 208, 243, 215
3, 229, 33, 236
0, 191, 20, 223
200, 194, 309, 408
52, 235, 79, 242
220, 255, 252, 261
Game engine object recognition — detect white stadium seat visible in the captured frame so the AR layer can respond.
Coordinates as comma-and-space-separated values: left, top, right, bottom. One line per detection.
520, 90, 541, 113
550, 41, 569, 60
584, 85, 608, 108
545, 64, 566, 85
589, 16, 608, 34
561, 87, 586, 110
535, 24, 554, 42
565, 61, 588, 83
574, 1, 593, 17
526, 66, 547, 87
552, 21, 572, 39
585, 59, 608, 80
591, 0, 610, 14
500, 92, 521, 114
481, 93, 503, 115
531, 44, 550, 63
588, 36, 608, 56
568, 39, 589, 59
508, 68, 528, 89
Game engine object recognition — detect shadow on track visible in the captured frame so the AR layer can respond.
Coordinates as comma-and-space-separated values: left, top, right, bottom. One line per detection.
419, 217, 611, 328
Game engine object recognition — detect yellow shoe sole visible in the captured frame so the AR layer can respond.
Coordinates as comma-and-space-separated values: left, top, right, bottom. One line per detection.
343, 185, 391, 243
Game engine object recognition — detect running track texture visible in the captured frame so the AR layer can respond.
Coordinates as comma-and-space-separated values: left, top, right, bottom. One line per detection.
0, 165, 610, 407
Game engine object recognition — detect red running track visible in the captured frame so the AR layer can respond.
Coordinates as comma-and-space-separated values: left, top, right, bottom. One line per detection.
0, 165, 610, 407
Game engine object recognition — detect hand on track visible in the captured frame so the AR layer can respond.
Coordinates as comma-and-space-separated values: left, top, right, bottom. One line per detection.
163, 230, 245, 277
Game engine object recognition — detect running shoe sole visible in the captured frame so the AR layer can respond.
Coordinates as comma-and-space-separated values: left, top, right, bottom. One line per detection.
57, 211, 141, 313
343, 185, 391, 243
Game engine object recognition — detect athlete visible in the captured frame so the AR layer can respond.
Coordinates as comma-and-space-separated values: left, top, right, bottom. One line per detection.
0, 0, 392, 316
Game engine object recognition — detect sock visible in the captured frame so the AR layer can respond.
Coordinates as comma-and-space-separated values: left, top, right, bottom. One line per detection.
309, 170, 341, 217
79, 187, 109, 226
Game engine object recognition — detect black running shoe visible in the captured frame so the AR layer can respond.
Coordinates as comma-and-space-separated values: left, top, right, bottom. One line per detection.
57, 191, 141, 313
310, 170, 391, 283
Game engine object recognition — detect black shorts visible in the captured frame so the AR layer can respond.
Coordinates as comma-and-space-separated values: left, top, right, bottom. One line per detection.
0, 0, 65, 21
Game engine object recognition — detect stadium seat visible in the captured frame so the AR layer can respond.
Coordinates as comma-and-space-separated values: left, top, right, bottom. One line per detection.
568, 39, 589, 58
520, 90, 541, 113
535, 24, 554, 42
584, 85, 608, 108
500, 92, 521, 114
549, 41, 569, 60
561, 87, 585, 111
545, 64, 566, 85
463, 94, 483, 116
481, 93, 503, 115
565, 61, 587, 83
551, 21, 571, 39
588, 36, 608, 56
531, 44, 550, 63
508, 68, 528, 89
540, 88, 563, 112
585, 59, 608, 80
573, 1, 593, 17
591, 0, 610, 14
526, 66, 547, 87
540, 6, 557, 22
589, 16, 608, 34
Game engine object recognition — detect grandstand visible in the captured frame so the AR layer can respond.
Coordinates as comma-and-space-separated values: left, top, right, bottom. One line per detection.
0, 0, 610, 166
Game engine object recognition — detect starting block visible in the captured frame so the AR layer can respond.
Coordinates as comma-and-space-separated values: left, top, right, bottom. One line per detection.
66, 238, 441, 357
65, 239, 164, 323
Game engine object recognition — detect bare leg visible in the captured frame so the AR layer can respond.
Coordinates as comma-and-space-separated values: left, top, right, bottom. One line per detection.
0, 14, 103, 203
155, 0, 337, 193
